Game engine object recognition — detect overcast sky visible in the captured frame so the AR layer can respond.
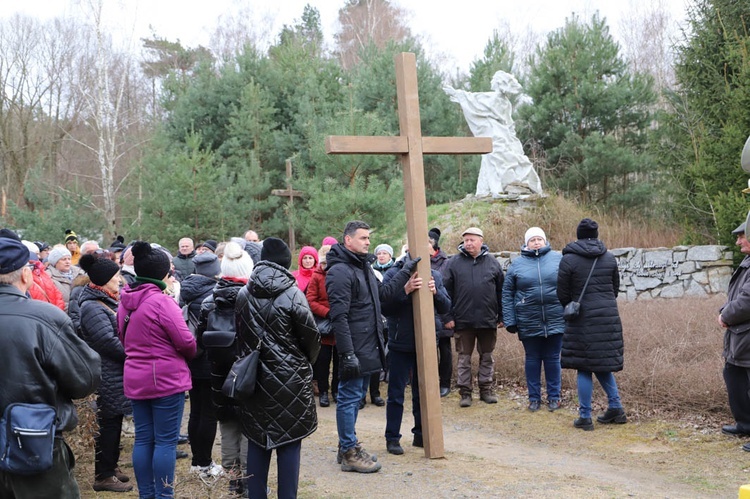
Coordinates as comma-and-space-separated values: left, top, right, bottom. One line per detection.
0, 0, 691, 74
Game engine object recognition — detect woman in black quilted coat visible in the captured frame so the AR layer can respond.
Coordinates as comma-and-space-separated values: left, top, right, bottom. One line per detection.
78, 254, 133, 492
557, 219, 626, 432
235, 238, 320, 499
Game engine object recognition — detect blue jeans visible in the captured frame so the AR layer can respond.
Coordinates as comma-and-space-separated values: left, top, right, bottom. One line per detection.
246, 439, 301, 499
577, 371, 622, 419
521, 335, 563, 402
385, 350, 421, 442
131, 392, 185, 498
336, 375, 369, 451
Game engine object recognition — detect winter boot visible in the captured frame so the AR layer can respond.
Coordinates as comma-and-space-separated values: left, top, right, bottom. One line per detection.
574, 417, 595, 431
341, 447, 382, 473
597, 407, 627, 424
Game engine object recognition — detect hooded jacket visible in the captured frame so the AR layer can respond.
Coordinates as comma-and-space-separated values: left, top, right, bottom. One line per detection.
29, 260, 65, 311
325, 243, 412, 375
118, 281, 196, 400
721, 255, 750, 367
235, 261, 321, 450
557, 238, 623, 372
292, 246, 319, 293
0, 284, 100, 433
382, 258, 452, 353
442, 243, 504, 330
79, 284, 130, 417
502, 244, 565, 339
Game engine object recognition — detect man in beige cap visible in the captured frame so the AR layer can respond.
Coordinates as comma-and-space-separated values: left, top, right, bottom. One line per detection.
442, 227, 505, 407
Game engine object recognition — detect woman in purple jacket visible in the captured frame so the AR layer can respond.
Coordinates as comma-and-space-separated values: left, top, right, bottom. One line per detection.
119, 242, 197, 499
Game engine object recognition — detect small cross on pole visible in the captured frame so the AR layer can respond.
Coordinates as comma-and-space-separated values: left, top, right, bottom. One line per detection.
326, 52, 491, 459
271, 158, 304, 253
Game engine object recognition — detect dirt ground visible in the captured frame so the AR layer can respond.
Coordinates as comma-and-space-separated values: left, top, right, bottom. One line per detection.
82, 386, 750, 499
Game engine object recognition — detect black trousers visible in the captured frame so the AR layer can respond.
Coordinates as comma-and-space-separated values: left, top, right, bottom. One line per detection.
437, 336, 453, 388
724, 362, 750, 431
188, 378, 218, 467
312, 344, 339, 394
95, 412, 124, 479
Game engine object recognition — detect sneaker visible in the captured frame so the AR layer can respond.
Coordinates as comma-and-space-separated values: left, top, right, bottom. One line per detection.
341, 447, 382, 473
178, 434, 189, 445
386, 440, 404, 455
114, 467, 130, 483
528, 400, 541, 412
337, 443, 377, 464
480, 390, 498, 404
574, 417, 595, 431
190, 462, 224, 478
319, 392, 330, 407
121, 417, 135, 437
596, 407, 627, 424
372, 396, 385, 407
548, 399, 561, 412
93, 476, 134, 492
412, 434, 423, 448
459, 393, 472, 408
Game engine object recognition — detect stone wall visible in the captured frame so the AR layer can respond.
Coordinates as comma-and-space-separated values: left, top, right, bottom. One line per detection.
493, 245, 733, 301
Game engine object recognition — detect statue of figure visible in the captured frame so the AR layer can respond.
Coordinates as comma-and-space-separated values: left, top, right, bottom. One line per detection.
444, 71, 542, 196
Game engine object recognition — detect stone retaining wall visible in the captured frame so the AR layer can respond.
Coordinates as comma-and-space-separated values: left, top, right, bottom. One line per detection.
492, 245, 733, 301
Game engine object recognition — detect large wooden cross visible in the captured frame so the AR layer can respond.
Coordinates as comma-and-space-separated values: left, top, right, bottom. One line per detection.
271, 158, 304, 253
326, 52, 491, 459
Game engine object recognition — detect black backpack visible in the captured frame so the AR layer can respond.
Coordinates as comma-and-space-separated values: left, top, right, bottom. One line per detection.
201, 299, 238, 366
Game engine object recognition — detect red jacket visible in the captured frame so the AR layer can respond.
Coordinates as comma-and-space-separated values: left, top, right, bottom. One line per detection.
29, 261, 65, 311
306, 266, 334, 346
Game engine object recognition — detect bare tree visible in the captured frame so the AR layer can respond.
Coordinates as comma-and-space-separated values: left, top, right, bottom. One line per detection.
334, 0, 413, 70
208, 3, 277, 61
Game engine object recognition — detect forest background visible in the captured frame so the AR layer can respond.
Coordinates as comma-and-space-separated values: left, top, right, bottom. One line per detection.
0, 0, 748, 256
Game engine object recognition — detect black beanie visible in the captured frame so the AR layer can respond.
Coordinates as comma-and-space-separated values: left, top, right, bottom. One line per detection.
132, 241, 171, 280
261, 237, 292, 269
576, 218, 599, 240
428, 227, 441, 249
79, 253, 120, 286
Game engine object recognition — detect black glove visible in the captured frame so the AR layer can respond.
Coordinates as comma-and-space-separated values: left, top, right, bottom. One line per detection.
339, 352, 361, 381
402, 256, 422, 274
505, 325, 518, 334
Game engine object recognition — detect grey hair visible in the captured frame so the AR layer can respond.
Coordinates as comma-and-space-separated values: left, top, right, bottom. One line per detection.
0, 267, 24, 285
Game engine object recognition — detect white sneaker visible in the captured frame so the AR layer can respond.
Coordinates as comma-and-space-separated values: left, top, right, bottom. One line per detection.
191, 462, 225, 478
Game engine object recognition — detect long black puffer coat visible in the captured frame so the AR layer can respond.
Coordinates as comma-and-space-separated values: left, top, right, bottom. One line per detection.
235, 261, 321, 450
78, 285, 130, 417
557, 238, 623, 372
196, 278, 244, 422
180, 274, 217, 379
325, 243, 412, 376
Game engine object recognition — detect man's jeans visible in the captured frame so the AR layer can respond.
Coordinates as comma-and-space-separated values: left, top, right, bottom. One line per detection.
577, 371, 622, 419
336, 375, 370, 452
521, 334, 563, 402
385, 350, 421, 443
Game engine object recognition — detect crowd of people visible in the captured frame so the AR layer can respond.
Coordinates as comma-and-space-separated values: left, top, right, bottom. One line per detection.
2, 212, 750, 497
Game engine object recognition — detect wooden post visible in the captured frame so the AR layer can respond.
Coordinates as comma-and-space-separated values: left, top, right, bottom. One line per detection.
326, 52, 491, 458
271, 158, 304, 253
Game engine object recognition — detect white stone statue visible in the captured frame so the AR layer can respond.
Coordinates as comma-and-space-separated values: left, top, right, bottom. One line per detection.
444, 71, 542, 196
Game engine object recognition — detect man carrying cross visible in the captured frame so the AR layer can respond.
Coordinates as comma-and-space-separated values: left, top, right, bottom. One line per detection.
326, 220, 419, 473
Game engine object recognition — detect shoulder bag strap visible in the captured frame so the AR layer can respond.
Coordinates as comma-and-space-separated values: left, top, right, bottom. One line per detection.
577, 257, 599, 302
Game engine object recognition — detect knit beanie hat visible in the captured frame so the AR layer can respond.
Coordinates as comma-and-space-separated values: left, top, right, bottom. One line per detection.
261, 237, 292, 269
576, 218, 599, 240
244, 241, 262, 264
524, 227, 547, 246
193, 252, 221, 278
109, 235, 126, 252
221, 242, 254, 278
64, 229, 78, 243
321, 236, 338, 246
428, 228, 441, 249
374, 244, 394, 258
132, 241, 171, 280
198, 239, 218, 253
79, 253, 120, 286
48, 246, 72, 267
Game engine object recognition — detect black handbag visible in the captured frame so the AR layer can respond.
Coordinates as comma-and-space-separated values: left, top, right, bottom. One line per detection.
314, 315, 333, 336
221, 348, 261, 401
563, 257, 598, 322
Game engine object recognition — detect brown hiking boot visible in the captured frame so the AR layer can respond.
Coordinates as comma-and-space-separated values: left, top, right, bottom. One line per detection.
341, 446, 382, 473
93, 476, 134, 492
114, 467, 130, 483
480, 390, 498, 404
459, 393, 472, 407
337, 443, 377, 464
